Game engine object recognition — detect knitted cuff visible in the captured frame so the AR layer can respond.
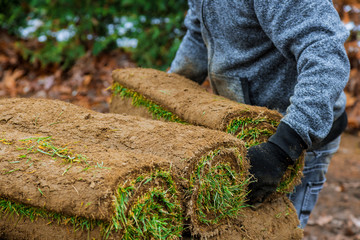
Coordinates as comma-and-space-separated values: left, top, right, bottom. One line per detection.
268, 122, 307, 163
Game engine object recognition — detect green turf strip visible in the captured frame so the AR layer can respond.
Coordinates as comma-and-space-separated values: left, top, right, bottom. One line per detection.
0, 198, 107, 235
112, 83, 186, 124
113, 170, 183, 239
0, 170, 182, 239
226, 117, 278, 148
191, 149, 250, 225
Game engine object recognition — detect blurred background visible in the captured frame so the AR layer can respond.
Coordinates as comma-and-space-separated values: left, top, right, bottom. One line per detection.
0, 0, 359, 239
0, 0, 188, 111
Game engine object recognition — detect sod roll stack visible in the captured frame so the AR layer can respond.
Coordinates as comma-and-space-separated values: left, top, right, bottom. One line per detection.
0, 98, 247, 239
0, 98, 303, 239
110, 68, 305, 194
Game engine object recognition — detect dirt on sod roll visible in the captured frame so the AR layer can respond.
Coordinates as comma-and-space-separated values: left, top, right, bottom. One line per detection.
110, 68, 304, 194
199, 195, 303, 240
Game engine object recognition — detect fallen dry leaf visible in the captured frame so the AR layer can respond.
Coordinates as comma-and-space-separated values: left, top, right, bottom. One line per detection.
316, 215, 334, 226
83, 74, 92, 86
3, 69, 24, 97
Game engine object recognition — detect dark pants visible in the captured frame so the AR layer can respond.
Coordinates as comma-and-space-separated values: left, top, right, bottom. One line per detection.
288, 136, 341, 228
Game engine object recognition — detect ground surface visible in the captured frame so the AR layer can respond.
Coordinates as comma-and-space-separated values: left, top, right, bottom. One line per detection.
304, 132, 360, 240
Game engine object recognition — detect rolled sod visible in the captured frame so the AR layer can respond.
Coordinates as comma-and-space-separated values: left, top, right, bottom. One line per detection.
0, 98, 254, 239
0, 129, 183, 239
191, 195, 303, 240
110, 68, 304, 194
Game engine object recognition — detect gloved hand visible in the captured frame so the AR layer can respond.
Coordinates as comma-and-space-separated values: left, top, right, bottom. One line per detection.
246, 122, 307, 204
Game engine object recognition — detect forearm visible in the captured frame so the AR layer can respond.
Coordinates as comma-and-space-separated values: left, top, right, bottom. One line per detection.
254, 0, 350, 147
281, 36, 349, 147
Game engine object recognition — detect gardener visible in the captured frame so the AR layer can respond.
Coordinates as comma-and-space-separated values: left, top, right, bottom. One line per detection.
169, 0, 349, 229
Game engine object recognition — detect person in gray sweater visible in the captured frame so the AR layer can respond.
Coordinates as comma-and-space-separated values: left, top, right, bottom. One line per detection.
169, 0, 350, 228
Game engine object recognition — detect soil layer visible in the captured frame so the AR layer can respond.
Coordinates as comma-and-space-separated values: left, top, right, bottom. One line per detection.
202, 196, 303, 240
111, 68, 283, 132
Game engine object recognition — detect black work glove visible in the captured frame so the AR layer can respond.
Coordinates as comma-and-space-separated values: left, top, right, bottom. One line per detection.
246, 122, 307, 204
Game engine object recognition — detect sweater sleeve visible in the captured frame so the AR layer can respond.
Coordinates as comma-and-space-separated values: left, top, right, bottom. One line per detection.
168, 0, 208, 84
253, 0, 350, 147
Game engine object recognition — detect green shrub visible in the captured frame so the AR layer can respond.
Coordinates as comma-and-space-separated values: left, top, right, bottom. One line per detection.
0, 0, 188, 70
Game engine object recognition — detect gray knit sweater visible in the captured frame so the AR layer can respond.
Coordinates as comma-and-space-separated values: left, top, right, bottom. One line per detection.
169, 0, 350, 148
